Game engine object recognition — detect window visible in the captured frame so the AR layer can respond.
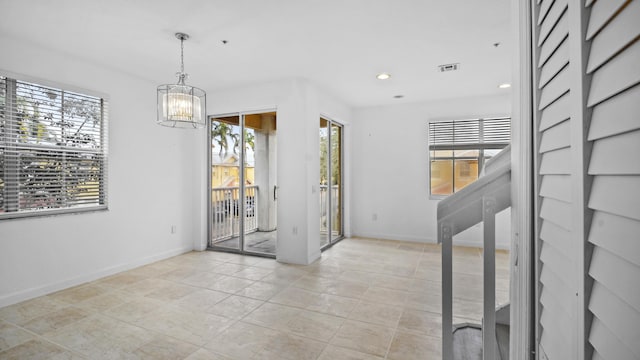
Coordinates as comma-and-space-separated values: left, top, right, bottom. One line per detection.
0, 75, 108, 219
429, 117, 510, 197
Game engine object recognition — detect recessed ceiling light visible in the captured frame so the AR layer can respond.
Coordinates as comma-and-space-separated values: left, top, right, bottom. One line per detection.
498, 83, 511, 89
393, 95, 404, 99
376, 73, 391, 80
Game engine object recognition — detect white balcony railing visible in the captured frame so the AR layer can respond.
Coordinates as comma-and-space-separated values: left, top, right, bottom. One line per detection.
319, 184, 340, 234
210, 185, 258, 244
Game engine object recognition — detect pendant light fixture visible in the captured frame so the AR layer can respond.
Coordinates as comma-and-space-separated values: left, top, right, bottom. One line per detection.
157, 32, 206, 128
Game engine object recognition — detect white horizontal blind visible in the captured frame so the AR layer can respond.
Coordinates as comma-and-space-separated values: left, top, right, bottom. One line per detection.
428, 117, 510, 147
0, 75, 108, 219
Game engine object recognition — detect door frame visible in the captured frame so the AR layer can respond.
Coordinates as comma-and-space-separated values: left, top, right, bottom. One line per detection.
320, 114, 345, 251
511, 0, 535, 358
207, 108, 278, 258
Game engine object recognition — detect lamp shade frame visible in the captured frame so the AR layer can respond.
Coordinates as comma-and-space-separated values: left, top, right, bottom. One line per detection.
157, 83, 207, 129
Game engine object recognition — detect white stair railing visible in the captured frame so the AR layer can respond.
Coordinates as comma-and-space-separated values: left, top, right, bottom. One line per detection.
437, 146, 511, 360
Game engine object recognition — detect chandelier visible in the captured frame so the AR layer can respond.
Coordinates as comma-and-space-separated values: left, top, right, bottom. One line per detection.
157, 32, 206, 128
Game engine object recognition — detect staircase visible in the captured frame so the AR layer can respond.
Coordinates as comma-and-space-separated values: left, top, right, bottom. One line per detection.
437, 145, 511, 360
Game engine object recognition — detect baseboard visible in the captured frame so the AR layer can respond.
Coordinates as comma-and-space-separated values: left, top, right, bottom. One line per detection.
0, 246, 193, 308
352, 231, 435, 244
351, 232, 510, 250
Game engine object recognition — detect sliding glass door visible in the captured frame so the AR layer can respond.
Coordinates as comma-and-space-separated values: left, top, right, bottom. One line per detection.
209, 111, 277, 257
320, 117, 343, 249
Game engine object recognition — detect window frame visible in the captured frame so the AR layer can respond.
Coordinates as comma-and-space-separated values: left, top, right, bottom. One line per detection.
0, 71, 109, 220
428, 117, 510, 199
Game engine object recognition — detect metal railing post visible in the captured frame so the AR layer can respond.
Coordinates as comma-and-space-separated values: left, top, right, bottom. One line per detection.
441, 221, 454, 360
483, 196, 497, 360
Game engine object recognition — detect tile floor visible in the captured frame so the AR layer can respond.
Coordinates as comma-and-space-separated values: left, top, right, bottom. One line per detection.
0, 237, 509, 360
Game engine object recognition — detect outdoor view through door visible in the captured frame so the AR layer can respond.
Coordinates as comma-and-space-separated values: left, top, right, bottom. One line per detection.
209, 112, 277, 256
320, 117, 343, 248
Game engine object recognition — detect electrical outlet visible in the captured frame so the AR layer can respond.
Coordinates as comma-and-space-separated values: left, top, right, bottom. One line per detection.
171, 225, 177, 234
292, 226, 298, 235
372, 213, 378, 221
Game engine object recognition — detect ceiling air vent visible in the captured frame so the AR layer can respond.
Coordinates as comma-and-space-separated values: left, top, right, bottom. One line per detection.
438, 63, 460, 72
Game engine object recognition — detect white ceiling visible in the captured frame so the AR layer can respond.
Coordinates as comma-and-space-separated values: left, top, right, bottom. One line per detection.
0, 0, 512, 108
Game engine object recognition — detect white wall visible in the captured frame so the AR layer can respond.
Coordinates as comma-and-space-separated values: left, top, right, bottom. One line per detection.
0, 37, 199, 307
351, 94, 512, 249
201, 78, 353, 264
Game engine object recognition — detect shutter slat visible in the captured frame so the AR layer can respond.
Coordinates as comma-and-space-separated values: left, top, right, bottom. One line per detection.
540, 197, 572, 231
588, 280, 640, 357
538, 0, 568, 47
590, 247, 640, 314
587, 38, 640, 107
538, 120, 571, 153
588, 130, 640, 175
589, 211, 640, 267
539, 174, 572, 203
540, 218, 573, 258
540, 308, 571, 360
539, 38, 570, 89
538, 0, 556, 26
588, 175, 640, 221
539, 65, 570, 110
588, 84, 640, 141
538, 11, 569, 67
587, 0, 640, 73
539, 147, 571, 174
589, 316, 637, 360
539, 92, 570, 131
586, 0, 630, 40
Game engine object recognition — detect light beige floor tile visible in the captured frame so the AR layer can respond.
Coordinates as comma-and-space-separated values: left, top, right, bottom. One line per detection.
260, 268, 308, 285
369, 274, 414, 291
0, 321, 34, 352
291, 274, 334, 292
47, 284, 110, 305
132, 334, 199, 359
323, 279, 369, 299
387, 331, 441, 360
361, 287, 408, 306
0, 297, 67, 325
96, 272, 148, 289
212, 263, 249, 276
0, 338, 70, 360
47, 314, 155, 357
173, 289, 230, 313
348, 301, 403, 327
204, 275, 255, 294
157, 267, 201, 282
232, 266, 273, 281
74, 290, 133, 313
330, 320, 395, 357
253, 332, 326, 360
103, 297, 168, 323
235, 281, 286, 301
134, 306, 234, 346
398, 308, 442, 337
317, 344, 384, 360
405, 291, 442, 314
209, 295, 263, 319
408, 278, 441, 294
283, 310, 344, 342
269, 287, 318, 308
144, 282, 198, 302
243, 302, 300, 330
306, 293, 359, 318
22, 306, 90, 336
120, 278, 176, 297
180, 271, 226, 289
185, 348, 234, 360
337, 270, 375, 284
453, 297, 484, 323
205, 321, 279, 359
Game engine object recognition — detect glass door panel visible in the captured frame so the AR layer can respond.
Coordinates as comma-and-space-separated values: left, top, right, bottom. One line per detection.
330, 123, 342, 242
210, 115, 242, 251
242, 112, 277, 256
319, 118, 330, 248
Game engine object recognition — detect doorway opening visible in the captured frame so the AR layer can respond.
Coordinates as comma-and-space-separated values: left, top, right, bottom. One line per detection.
320, 117, 343, 249
208, 111, 277, 257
